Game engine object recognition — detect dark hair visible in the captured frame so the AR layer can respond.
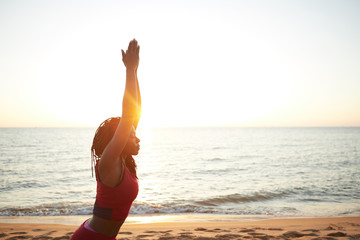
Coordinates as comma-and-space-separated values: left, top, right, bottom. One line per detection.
91, 117, 137, 178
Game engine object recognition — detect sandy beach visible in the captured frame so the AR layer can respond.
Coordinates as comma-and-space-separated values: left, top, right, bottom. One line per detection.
0, 217, 359, 240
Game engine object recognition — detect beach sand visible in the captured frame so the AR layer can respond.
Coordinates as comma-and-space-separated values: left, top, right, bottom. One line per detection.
0, 217, 359, 240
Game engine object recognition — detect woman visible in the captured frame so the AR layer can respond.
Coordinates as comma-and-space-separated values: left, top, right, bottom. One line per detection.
71, 39, 141, 240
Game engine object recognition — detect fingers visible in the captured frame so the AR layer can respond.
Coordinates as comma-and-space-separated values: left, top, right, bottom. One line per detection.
131, 39, 139, 55
128, 39, 135, 48
128, 38, 138, 50
122, 39, 139, 69
129, 39, 137, 54
121, 49, 126, 59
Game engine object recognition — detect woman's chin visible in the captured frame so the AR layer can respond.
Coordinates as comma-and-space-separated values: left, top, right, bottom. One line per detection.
132, 150, 139, 156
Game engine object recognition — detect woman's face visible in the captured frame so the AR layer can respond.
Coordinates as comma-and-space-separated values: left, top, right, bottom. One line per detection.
124, 127, 140, 156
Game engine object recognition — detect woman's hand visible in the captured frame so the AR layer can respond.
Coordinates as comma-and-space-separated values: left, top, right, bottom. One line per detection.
121, 39, 140, 71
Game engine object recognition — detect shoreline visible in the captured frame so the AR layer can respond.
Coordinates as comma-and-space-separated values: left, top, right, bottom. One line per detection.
0, 214, 286, 226
0, 216, 359, 240
1, 214, 359, 225
0, 214, 360, 240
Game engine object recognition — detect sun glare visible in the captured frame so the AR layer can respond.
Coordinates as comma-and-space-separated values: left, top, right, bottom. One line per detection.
1, 1, 359, 127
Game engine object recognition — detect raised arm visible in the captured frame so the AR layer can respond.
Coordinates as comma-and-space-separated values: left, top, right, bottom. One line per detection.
122, 40, 141, 125
133, 69, 141, 129
98, 39, 140, 187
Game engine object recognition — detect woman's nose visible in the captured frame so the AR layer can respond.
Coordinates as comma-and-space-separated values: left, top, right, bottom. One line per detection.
136, 137, 140, 143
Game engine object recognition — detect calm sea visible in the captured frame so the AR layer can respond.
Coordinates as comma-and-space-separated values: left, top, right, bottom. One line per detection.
0, 127, 359, 218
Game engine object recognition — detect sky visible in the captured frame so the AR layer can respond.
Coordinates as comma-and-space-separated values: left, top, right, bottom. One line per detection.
0, 0, 359, 128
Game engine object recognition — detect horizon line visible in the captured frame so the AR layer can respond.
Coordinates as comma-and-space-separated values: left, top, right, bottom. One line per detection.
0, 125, 359, 129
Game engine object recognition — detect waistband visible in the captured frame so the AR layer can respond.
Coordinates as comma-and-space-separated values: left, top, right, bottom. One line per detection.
70, 220, 117, 240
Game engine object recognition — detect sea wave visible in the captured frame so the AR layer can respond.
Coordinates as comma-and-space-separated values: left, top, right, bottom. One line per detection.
1, 199, 358, 217
0, 191, 291, 217
194, 191, 290, 206
206, 157, 224, 161
0, 202, 94, 216
0, 200, 285, 216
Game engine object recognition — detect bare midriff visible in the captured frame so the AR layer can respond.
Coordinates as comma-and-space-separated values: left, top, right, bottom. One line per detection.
87, 215, 125, 237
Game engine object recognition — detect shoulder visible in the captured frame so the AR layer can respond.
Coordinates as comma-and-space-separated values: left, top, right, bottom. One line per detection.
97, 157, 126, 188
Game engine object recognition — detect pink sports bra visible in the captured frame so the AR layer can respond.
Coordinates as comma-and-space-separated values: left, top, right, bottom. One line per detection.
93, 165, 138, 221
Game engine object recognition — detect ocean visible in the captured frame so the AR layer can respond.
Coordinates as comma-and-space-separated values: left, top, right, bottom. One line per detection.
0, 127, 359, 219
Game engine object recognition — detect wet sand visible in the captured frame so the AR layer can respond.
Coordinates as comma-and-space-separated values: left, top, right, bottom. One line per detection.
0, 217, 359, 239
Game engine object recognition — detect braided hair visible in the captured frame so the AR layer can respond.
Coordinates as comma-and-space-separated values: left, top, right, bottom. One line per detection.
91, 117, 137, 178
